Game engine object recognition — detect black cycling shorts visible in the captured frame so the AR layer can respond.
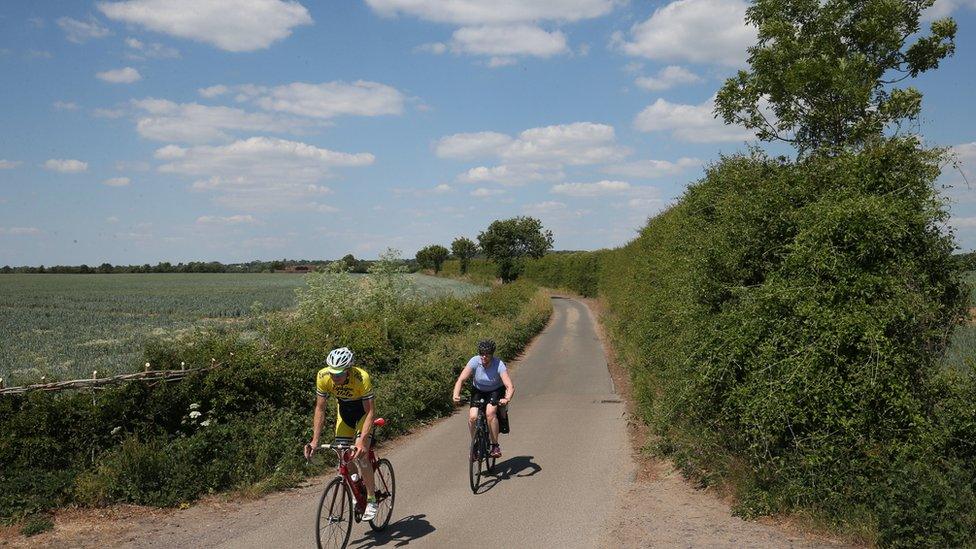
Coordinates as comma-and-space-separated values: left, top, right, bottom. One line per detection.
470, 387, 504, 407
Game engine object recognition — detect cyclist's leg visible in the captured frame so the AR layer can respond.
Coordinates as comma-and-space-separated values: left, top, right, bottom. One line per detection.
352, 416, 376, 497
335, 416, 358, 477
467, 389, 485, 438
486, 389, 502, 445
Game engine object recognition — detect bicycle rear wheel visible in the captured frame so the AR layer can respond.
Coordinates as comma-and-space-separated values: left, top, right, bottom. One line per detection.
469, 432, 482, 493
369, 458, 396, 531
316, 477, 353, 549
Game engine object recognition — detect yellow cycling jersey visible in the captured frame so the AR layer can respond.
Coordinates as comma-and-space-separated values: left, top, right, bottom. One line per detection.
315, 366, 374, 428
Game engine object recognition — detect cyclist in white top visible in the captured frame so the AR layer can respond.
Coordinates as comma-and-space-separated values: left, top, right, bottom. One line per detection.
452, 340, 514, 458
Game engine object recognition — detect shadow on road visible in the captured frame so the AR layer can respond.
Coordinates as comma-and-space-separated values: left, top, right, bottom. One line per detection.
476, 455, 542, 494
349, 514, 435, 548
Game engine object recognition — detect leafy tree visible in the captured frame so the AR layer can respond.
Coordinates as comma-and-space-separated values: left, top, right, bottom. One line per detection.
415, 244, 450, 273
715, 0, 956, 155
451, 237, 479, 274
478, 216, 554, 282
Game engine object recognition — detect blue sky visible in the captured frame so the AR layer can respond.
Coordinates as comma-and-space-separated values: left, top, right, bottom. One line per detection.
1, 0, 975, 266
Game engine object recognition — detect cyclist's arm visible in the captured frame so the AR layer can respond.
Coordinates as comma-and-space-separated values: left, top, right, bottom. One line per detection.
499, 370, 514, 404
311, 394, 327, 445
452, 366, 473, 401
305, 394, 328, 458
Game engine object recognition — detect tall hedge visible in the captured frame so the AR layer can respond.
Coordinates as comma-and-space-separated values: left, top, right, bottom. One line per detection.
521, 138, 975, 545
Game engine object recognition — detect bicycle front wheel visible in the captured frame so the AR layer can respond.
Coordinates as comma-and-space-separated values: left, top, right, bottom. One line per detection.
369, 458, 396, 531
469, 434, 482, 493
316, 477, 353, 549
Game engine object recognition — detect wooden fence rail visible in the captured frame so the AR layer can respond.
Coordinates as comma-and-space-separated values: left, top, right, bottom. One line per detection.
0, 359, 224, 396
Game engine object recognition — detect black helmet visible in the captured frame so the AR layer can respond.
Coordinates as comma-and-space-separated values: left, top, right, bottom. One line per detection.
477, 339, 496, 355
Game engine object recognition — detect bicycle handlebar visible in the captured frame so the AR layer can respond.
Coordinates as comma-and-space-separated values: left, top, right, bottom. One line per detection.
458, 396, 507, 405
320, 442, 356, 451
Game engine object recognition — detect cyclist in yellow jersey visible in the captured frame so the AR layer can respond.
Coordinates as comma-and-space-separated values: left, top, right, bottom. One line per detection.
304, 347, 379, 521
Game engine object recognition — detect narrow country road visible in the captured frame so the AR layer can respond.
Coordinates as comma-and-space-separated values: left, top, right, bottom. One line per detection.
125, 296, 629, 548
44, 297, 846, 548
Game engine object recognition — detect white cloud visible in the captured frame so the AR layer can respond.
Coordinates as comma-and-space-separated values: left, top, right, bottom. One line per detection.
488, 56, 518, 67
365, 0, 615, 25
106, 216, 120, 223
502, 122, 630, 165
551, 180, 631, 197
635, 65, 702, 91
97, 67, 142, 84
157, 137, 372, 211
131, 98, 319, 143
415, 42, 448, 54
625, 197, 666, 212
394, 183, 453, 197
196, 214, 260, 225
953, 216, 976, 228
234, 80, 405, 119
446, 122, 629, 185
103, 177, 131, 187
0, 160, 22, 169
98, 0, 313, 52
603, 157, 702, 178
952, 142, 976, 174
523, 200, 567, 214
57, 17, 110, 43
243, 236, 291, 248
198, 84, 229, 98
154, 145, 186, 160
450, 25, 568, 58
926, 0, 976, 19
53, 101, 79, 111
634, 96, 754, 143
93, 107, 127, 118
471, 187, 506, 197
436, 132, 514, 159
459, 163, 564, 186
124, 37, 180, 59
0, 227, 42, 236
44, 159, 88, 173
614, 0, 755, 67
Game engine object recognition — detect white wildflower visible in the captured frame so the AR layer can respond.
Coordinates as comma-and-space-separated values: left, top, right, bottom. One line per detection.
189, 410, 202, 419
189, 403, 201, 410
110, 426, 122, 435
200, 419, 211, 427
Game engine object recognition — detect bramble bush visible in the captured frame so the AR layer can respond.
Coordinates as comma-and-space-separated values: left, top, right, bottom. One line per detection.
0, 273, 551, 523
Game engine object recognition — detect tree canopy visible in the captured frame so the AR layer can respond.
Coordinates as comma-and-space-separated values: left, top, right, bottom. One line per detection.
451, 237, 479, 274
415, 244, 450, 273
478, 216, 554, 282
715, 0, 956, 155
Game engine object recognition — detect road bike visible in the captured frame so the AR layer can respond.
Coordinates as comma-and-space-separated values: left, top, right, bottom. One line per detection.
314, 418, 396, 549
464, 396, 497, 493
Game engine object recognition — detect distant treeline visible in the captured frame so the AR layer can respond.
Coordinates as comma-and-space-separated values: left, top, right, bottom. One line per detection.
0, 254, 417, 275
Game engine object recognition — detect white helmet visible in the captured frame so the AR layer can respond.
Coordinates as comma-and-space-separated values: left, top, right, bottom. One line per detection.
325, 347, 354, 374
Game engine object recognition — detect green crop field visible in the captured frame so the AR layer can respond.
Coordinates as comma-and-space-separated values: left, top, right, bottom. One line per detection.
0, 273, 483, 385
944, 271, 976, 371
